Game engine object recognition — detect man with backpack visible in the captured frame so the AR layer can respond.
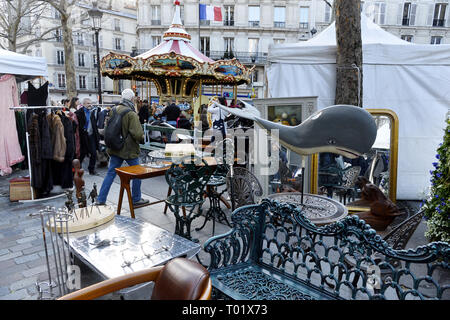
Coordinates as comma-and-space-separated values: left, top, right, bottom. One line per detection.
96, 89, 149, 207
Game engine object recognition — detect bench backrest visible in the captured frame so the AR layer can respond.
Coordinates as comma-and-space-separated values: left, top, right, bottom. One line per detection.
207, 199, 449, 300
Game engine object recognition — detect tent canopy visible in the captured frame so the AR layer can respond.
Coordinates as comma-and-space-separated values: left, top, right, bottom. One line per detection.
0, 49, 48, 82
267, 15, 450, 200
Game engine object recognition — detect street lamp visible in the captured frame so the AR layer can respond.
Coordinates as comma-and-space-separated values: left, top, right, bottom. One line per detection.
88, 1, 103, 104
310, 27, 317, 37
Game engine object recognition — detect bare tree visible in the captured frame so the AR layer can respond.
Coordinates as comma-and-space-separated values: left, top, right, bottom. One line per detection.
0, 0, 59, 52
334, 0, 363, 107
39, 0, 78, 98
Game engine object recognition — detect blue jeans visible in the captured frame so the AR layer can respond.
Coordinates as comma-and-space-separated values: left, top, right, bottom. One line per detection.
97, 155, 141, 204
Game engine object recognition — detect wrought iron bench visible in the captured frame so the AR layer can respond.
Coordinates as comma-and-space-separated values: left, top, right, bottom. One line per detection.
203, 199, 449, 300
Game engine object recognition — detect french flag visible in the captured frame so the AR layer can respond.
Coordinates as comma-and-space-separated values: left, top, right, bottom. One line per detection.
199, 4, 222, 21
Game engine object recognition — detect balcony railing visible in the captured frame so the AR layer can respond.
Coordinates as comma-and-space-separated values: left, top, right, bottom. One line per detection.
248, 21, 260, 27
209, 51, 267, 64
151, 19, 161, 25
433, 19, 445, 27
200, 20, 210, 26
274, 21, 285, 28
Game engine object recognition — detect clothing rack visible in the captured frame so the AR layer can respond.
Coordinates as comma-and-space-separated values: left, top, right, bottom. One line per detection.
9, 105, 69, 202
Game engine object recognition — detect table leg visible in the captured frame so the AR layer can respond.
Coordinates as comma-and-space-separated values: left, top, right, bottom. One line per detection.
163, 187, 172, 215
117, 183, 125, 216
124, 180, 135, 219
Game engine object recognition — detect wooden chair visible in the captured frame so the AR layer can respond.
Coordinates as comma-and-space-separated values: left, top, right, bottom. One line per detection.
332, 166, 361, 204
58, 258, 212, 300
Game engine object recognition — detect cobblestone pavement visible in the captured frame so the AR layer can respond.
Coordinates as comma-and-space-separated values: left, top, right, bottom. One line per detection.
0, 162, 431, 300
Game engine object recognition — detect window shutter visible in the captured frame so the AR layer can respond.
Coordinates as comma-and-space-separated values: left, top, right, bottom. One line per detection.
380, 3, 386, 25
445, 4, 449, 26
410, 3, 417, 26
397, 3, 403, 25
427, 4, 434, 26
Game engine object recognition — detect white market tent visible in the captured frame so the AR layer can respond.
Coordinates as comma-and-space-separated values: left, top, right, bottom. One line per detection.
267, 15, 450, 200
0, 48, 48, 82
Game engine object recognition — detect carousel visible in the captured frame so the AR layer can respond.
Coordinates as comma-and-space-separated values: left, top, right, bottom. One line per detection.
100, 0, 254, 119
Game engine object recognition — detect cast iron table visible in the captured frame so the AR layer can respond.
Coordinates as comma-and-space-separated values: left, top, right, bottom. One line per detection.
266, 192, 348, 225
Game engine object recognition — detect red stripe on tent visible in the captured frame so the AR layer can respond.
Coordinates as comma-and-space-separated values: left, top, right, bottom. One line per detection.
169, 41, 181, 55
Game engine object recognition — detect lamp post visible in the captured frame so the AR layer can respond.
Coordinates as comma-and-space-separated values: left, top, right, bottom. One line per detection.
310, 27, 317, 37
88, 1, 103, 104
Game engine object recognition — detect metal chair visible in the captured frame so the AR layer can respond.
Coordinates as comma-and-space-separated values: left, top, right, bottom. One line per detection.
333, 166, 361, 204
165, 156, 213, 242
226, 167, 263, 209
58, 258, 212, 300
196, 138, 234, 235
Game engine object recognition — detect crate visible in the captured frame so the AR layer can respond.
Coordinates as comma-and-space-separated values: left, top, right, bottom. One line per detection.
9, 177, 34, 201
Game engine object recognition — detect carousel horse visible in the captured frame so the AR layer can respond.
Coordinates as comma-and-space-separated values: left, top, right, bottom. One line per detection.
349, 176, 403, 231
212, 100, 377, 159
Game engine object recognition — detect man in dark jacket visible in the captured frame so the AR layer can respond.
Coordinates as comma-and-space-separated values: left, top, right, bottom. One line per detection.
75, 98, 100, 175
96, 89, 149, 207
161, 99, 181, 126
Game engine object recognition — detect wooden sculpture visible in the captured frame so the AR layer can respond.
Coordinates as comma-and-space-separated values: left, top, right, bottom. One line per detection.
73, 159, 85, 200
349, 176, 403, 231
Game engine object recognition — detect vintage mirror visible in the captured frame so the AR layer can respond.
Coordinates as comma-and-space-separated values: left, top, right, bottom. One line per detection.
315, 109, 399, 212
252, 97, 318, 196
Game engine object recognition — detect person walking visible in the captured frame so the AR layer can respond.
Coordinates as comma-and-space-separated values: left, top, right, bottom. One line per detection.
75, 98, 100, 175
96, 89, 149, 207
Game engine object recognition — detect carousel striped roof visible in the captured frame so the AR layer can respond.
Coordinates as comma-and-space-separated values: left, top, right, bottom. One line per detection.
136, 1, 214, 63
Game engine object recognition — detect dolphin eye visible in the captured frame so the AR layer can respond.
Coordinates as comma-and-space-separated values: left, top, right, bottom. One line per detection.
327, 138, 336, 145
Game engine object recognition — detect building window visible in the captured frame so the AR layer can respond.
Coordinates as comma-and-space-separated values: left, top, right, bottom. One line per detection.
152, 36, 161, 47
114, 18, 121, 31
58, 74, 66, 88
75, 33, 84, 46
94, 76, 98, 89
224, 5, 234, 26
273, 38, 285, 44
78, 52, 85, 67
324, 3, 331, 22
55, 29, 62, 42
274, 7, 286, 28
248, 6, 260, 27
200, 37, 210, 56
300, 7, 309, 29
224, 37, 234, 54
431, 36, 442, 44
248, 38, 259, 54
252, 70, 259, 83
433, 3, 447, 27
115, 38, 122, 50
402, 2, 417, 26
401, 35, 413, 42
53, 7, 61, 19
151, 5, 161, 25
57, 50, 64, 65
79, 75, 86, 89
180, 5, 185, 24
373, 2, 386, 25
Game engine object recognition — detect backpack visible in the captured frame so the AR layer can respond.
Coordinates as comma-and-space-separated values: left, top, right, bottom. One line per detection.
104, 106, 132, 151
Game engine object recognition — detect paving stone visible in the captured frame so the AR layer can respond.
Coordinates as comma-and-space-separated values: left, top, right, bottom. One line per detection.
0, 288, 29, 300
0, 251, 22, 262
16, 236, 37, 244
0, 249, 9, 256
8, 243, 33, 252
9, 277, 38, 292
22, 245, 44, 255
14, 253, 40, 265
0, 287, 10, 296
22, 265, 47, 278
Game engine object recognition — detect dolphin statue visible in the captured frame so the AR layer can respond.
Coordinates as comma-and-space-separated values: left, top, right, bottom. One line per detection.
211, 99, 377, 159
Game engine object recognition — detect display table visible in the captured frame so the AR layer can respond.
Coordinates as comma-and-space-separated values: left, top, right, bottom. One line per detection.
266, 192, 348, 225
69, 215, 201, 280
